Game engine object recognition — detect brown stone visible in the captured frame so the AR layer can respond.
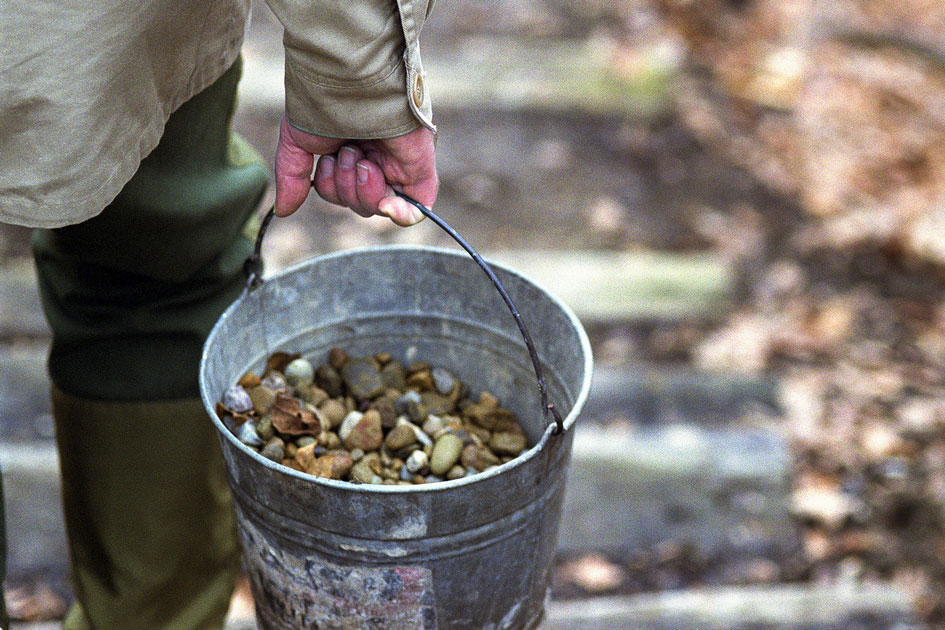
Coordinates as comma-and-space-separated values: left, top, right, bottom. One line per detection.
318, 399, 347, 428
492, 415, 524, 435
255, 415, 275, 442
343, 409, 383, 451
420, 392, 453, 415
385, 424, 417, 451
371, 397, 398, 429
465, 424, 491, 444
295, 443, 318, 471
312, 454, 353, 480
466, 404, 518, 431
239, 372, 261, 388
490, 432, 527, 456
342, 358, 386, 400
298, 385, 329, 406
451, 429, 477, 447
248, 385, 276, 414
380, 362, 406, 390
328, 347, 349, 370
461, 444, 501, 471
406, 361, 430, 375
315, 364, 344, 398
406, 369, 435, 391
350, 453, 380, 484
319, 431, 341, 450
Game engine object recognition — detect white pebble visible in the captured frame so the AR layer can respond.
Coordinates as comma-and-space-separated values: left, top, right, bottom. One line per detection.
338, 411, 363, 442
414, 427, 433, 447
223, 385, 253, 413
406, 450, 428, 474
237, 422, 265, 447
284, 358, 315, 387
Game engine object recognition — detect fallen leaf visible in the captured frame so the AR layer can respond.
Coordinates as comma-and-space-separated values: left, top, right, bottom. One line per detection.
270, 395, 321, 436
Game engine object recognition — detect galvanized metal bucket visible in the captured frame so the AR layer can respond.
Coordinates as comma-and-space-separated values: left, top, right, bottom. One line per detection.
200, 245, 592, 629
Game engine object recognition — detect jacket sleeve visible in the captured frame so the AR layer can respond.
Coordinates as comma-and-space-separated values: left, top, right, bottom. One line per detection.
264, 0, 435, 139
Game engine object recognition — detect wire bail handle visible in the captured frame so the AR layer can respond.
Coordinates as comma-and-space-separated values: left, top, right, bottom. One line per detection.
243, 191, 566, 435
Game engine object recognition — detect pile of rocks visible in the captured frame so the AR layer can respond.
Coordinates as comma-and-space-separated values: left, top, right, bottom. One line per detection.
216, 348, 529, 485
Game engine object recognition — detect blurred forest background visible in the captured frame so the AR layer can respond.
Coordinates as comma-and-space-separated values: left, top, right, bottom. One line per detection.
4, 0, 945, 627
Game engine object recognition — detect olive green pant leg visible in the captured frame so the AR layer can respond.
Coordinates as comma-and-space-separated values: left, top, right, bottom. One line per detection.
51, 391, 239, 630
31, 57, 269, 629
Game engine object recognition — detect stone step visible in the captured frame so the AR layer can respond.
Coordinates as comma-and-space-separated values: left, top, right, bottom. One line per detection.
239, 34, 674, 117
0, 260, 48, 338
10, 582, 922, 630
0, 250, 732, 342
584, 365, 777, 425
487, 250, 733, 323
539, 585, 921, 630
2, 414, 789, 573
0, 342, 53, 443
0, 339, 768, 443
557, 420, 794, 561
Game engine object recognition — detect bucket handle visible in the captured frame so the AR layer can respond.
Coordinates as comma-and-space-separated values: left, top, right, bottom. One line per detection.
243, 191, 566, 435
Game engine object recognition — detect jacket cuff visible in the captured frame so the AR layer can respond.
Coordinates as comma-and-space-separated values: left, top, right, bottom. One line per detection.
284, 46, 421, 139
280, 0, 436, 140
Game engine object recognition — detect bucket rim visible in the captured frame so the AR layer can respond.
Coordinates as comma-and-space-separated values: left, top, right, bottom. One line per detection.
199, 244, 593, 493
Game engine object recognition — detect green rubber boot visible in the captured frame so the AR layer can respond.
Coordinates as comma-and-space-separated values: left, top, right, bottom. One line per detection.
52, 389, 239, 630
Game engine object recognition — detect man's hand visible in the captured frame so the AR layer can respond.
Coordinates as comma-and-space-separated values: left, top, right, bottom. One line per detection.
274, 116, 438, 227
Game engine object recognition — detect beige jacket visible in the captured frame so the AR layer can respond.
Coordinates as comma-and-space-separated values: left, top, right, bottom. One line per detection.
0, 0, 434, 228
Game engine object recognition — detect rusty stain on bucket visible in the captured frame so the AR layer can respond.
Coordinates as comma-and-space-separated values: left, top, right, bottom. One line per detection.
241, 516, 437, 629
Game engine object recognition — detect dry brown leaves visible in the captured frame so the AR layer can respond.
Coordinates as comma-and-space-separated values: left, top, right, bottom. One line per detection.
269, 395, 322, 436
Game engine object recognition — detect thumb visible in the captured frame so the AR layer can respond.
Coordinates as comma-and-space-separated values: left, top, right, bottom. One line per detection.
377, 159, 438, 227
377, 186, 426, 227
378, 172, 438, 228
274, 117, 315, 217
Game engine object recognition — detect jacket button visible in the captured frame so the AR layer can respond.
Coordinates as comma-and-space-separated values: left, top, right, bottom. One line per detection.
412, 74, 424, 107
